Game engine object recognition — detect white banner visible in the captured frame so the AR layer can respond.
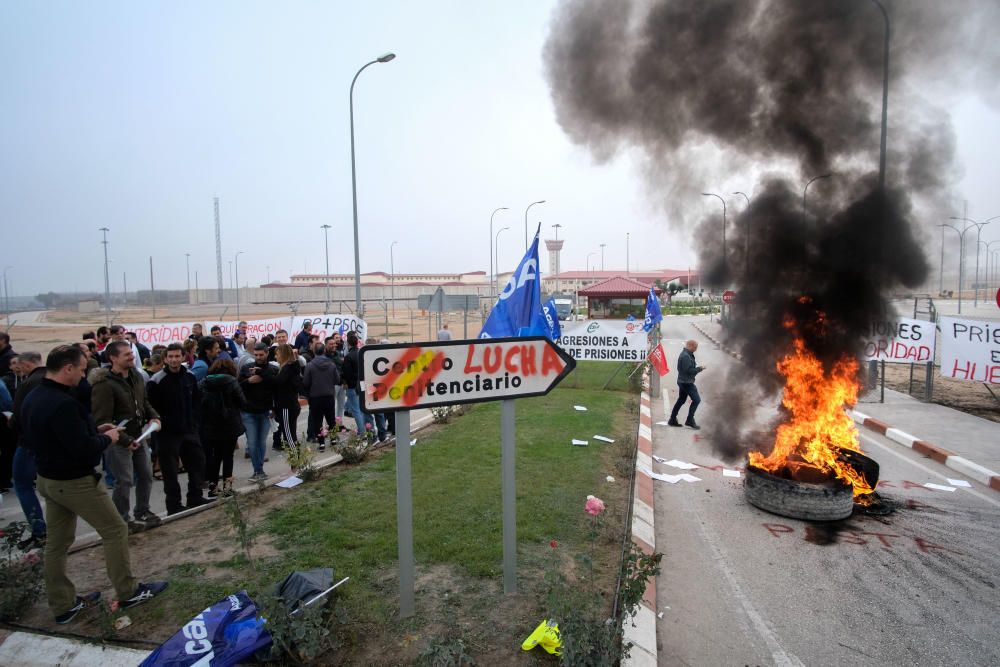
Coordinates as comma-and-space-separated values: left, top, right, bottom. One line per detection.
557, 319, 649, 362
290, 315, 368, 343
862, 317, 936, 363
940, 316, 1000, 383
121, 315, 366, 347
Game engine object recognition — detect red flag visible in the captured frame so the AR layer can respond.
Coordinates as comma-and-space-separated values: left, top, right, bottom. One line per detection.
649, 342, 669, 377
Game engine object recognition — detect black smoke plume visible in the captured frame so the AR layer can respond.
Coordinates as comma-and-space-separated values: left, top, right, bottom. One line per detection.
545, 0, 1000, 460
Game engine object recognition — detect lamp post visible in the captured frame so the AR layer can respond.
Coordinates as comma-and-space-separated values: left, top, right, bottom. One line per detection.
489, 207, 508, 299
950, 216, 1000, 307
321, 224, 332, 313
185, 253, 191, 294
524, 200, 545, 250
349, 52, 396, 318
586, 251, 597, 284
869, 0, 890, 191
980, 240, 1000, 294
390, 240, 398, 316
803, 173, 831, 213
494, 227, 510, 295
939, 222, 977, 314
234, 251, 244, 320
701, 193, 727, 277
600, 243, 606, 271
626, 232, 630, 275
99, 227, 111, 325
733, 191, 751, 279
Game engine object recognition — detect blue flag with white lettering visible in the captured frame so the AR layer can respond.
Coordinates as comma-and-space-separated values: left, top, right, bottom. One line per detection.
480, 227, 547, 338
643, 286, 662, 332
541, 297, 562, 341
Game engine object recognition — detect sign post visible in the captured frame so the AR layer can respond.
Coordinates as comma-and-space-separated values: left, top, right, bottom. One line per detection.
361, 336, 576, 616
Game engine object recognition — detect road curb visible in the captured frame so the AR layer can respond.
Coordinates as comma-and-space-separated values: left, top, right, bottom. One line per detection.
0, 631, 150, 665
691, 322, 743, 361
622, 374, 657, 667
849, 409, 1000, 491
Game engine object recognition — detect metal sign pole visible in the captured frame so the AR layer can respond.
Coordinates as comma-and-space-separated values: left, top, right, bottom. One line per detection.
395, 410, 414, 617
501, 399, 517, 594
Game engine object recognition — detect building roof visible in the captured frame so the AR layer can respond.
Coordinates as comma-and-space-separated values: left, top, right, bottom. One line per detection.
548, 268, 697, 283
578, 276, 663, 298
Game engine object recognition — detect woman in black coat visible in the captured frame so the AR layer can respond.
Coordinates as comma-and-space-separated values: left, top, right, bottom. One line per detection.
199, 358, 247, 496
272, 344, 302, 452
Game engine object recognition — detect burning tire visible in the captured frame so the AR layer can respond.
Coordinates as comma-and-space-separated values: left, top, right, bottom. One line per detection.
744, 464, 854, 521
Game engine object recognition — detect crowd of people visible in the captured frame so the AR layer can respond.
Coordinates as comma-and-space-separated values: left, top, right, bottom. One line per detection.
0, 322, 388, 624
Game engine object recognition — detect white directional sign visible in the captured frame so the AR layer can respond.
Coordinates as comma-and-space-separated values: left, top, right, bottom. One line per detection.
360, 336, 576, 412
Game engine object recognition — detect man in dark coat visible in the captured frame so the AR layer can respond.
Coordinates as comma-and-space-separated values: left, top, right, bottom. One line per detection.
668, 340, 706, 430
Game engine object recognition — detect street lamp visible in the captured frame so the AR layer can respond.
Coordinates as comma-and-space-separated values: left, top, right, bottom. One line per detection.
185, 253, 191, 294
390, 240, 398, 317
600, 243, 606, 271
2, 266, 11, 329
950, 216, 1000, 306
349, 51, 396, 318
586, 252, 597, 284
494, 227, 510, 296
99, 227, 111, 324
524, 200, 546, 250
733, 191, 751, 279
979, 240, 1000, 294
321, 224, 332, 313
234, 251, 244, 320
939, 222, 978, 314
803, 173, 831, 213
701, 193, 727, 277
489, 207, 508, 299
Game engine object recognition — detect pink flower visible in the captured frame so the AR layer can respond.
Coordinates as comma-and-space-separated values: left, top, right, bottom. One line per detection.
319, 427, 329, 438
110, 600, 119, 612
584, 495, 606, 516
549, 539, 558, 549
365, 423, 373, 431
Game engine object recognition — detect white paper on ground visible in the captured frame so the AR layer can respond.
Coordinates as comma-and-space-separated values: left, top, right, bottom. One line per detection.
572, 439, 589, 446
924, 482, 957, 492
593, 435, 615, 443
652, 455, 668, 464
677, 473, 702, 482
946, 478, 972, 488
574, 405, 588, 411
277, 476, 303, 489
723, 469, 742, 478
643, 467, 683, 483
655, 420, 670, 426
410, 439, 417, 447
664, 459, 699, 470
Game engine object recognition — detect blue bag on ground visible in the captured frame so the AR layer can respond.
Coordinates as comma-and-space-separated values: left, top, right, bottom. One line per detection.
140, 590, 271, 666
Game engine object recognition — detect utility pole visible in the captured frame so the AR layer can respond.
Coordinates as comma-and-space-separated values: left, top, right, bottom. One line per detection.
321, 224, 332, 313
600, 243, 606, 271
214, 197, 224, 303
149, 256, 156, 319
99, 227, 111, 325
185, 252, 191, 295
122, 272, 127, 306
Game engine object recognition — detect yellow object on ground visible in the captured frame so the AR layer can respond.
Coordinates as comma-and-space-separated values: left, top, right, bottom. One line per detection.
521, 619, 562, 655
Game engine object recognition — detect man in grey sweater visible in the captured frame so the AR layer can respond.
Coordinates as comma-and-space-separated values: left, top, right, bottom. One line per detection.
668, 340, 705, 430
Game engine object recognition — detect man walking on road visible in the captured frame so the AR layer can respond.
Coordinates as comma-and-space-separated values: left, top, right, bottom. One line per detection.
20, 345, 167, 624
147, 343, 210, 514
668, 340, 705, 430
91, 342, 162, 530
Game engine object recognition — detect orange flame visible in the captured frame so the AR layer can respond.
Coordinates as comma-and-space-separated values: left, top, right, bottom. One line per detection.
748, 309, 874, 500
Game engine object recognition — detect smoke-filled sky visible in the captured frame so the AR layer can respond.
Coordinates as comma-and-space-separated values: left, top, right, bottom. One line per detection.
1, 0, 998, 297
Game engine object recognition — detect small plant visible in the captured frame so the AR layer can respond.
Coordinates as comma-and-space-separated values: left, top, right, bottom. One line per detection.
95, 598, 126, 640
417, 636, 477, 666
284, 441, 319, 481
335, 431, 371, 465
257, 592, 345, 665
0, 521, 45, 622
222, 484, 265, 572
624, 397, 639, 414
430, 406, 453, 424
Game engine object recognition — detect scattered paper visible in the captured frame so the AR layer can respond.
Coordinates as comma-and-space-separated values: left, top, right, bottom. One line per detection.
593, 435, 615, 443
657, 612, 664, 619
677, 473, 702, 482
573, 405, 588, 411
924, 483, 956, 492
723, 469, 742, 478
277, 476, 303, 489
114, 616, 132, 630
946, 478, 972, 488
606, 475, 615, 482
655, 420, 670, 426
572, 439, 589, 446
644, 468, 684, 483
652, 455, 668, 464
664, 459, 699, 470
410, 439, 417, 447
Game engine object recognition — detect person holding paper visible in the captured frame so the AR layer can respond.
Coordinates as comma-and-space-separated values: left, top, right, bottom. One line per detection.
90, 341, 162, 531
668, 340, 705, 430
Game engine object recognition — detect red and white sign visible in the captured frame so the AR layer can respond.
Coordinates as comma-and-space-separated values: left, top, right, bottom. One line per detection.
649, 342, 670, 377
940, 316, 1000, 384
722, 290, 736, 304
360, 337, 576, 412
114, 314, 366, 347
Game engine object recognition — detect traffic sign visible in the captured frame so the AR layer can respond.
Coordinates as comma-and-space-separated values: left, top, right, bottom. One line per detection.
996, 287, 1000, 309
360, 336, 576, 413
723, 290, 736, 304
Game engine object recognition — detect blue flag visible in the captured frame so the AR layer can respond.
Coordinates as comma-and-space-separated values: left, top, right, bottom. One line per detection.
541, 297, 562, 341
480, 227, 547, 338
643, 286, 662, 332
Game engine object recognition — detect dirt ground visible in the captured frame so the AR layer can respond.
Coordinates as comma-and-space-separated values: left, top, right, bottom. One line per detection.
873, 363, 1000, 423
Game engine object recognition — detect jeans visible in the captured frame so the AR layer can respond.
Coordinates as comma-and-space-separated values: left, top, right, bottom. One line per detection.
37, 474, 136, 615
307, 395, 336, 443
334, 386, 347, 424
105, 442, 154, 521
13, 447, 45, 538
344, 388, 367, 433
670, 382, 702, 424
242, 411, 271, 475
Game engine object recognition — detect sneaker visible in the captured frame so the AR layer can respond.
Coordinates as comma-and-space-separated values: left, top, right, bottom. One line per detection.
685, 421, 701, 430
250, 472, 268, 482
54, 591, 101, 624
264, 456, 269, 463
318, 444, 326, 452
17, 534, 46, 552
207, 484, 220, 498
136, 510, 162, 527
119, 581, 168, 610
667, 419, 682, 427
127, 520, 145, 535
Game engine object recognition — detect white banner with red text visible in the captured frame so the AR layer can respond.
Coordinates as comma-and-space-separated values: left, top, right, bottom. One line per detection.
861, 317, 936, 364
939, 316, 1000, 383
120, 315, 367, 347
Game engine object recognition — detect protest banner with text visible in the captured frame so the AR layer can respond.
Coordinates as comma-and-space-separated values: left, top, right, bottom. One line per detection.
862, 317, 936, 363
557, 319, 649, 362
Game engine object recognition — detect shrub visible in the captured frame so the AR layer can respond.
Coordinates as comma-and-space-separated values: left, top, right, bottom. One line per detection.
336, 432, 371, 465
0, 521, 45, 621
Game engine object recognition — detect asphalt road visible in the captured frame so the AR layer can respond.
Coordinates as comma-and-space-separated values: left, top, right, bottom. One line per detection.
654, 315, 1000, 666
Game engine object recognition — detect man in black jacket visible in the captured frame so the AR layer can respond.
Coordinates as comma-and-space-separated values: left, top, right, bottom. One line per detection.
147, 343, 209, 514
20, 345, 167, 624
0, 332, 15, 377
303, 340, 340, 451
11, 353, 48, 550
668, 340, 706, 430
238, 343, 276, 480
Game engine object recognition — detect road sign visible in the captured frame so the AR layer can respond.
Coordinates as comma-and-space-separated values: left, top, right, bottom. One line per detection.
996, 287, 1000, 309
723, 290, 736, 304
359, 336, 576, 413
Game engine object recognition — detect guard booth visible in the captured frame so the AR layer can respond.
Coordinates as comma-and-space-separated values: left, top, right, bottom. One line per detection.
578, 276, 662, 319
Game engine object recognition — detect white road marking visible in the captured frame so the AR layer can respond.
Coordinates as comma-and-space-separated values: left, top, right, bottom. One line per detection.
859, 433, 1000, 509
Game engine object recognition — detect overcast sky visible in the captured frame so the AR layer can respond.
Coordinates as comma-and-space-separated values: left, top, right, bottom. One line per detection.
2, 1, 998, 297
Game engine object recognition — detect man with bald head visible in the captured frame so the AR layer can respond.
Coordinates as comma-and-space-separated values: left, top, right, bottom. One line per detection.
668, 339, 705, 430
